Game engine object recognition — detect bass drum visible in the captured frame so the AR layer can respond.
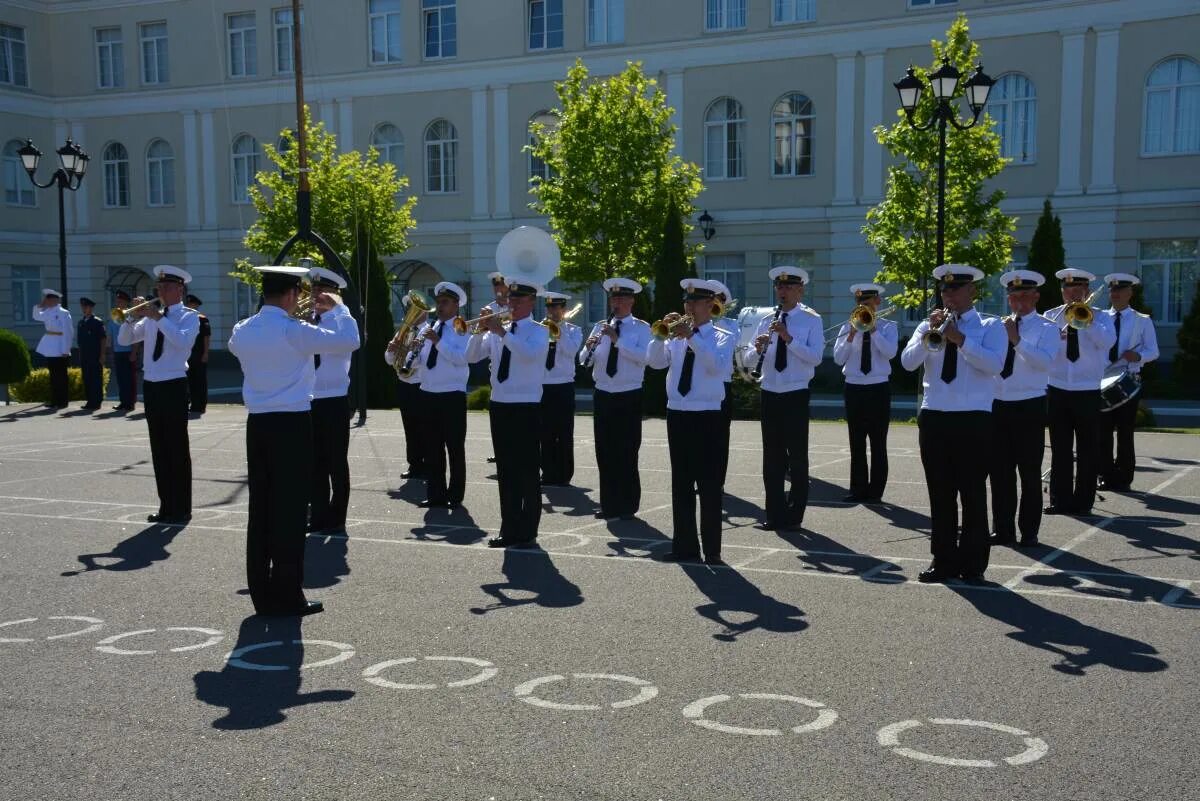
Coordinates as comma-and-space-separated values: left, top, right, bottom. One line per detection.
733, 306, 777, 381
1099, 365, 1143, 413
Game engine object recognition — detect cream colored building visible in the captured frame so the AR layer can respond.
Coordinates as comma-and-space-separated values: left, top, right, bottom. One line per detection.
2, 0, 1198, 356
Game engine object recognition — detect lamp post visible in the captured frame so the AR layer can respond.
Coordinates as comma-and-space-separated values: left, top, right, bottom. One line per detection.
894, 58, 994, 311
698, 209, 716, 241
19, 138, 89, 305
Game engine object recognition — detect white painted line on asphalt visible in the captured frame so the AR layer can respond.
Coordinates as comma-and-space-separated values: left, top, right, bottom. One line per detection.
45, 616, 105, 640
682, 693, 838, 736
877, 718, 1049, 768
94, 626, 224, 655
362, 656, 498, 690
94, 629, 158, 655
513, 673, 659, 711
166, 627, 225, 652
0, 617, 40, 642
225, 639, 356, 671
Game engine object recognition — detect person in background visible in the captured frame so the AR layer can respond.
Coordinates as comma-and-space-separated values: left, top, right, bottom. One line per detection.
108, 290, 136, 412
76, 297, 107, 412
185, 294, 211, 415
539, 291, 583, 486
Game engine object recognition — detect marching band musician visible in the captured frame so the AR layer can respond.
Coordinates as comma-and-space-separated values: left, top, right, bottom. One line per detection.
900, 264, 1007, 584
414, 282, 471, 509
832, 283, 898, 504
539, 291, 583, 486
707, 279, 737, 488
647, 279, 736, 565
1044, 268, 1117, 517
117, 266, 200, 524
228, 265, 360, 617
32, 288, 72, 409
108, 290, 137, 412
307, 267, 361, 535
184, 294, 211, 415
467, 277, 550, 547
1097, 273, 1159, 492
746, 266, 824, 531
988, 270, 1059, 549
388, 293, 428, 481
479, 271, 511, 465
581, 277, 652, 520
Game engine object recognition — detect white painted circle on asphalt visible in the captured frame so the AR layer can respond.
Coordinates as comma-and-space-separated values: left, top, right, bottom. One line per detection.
95, 629, 159, 655
0, 617, 39, 643
362, 656, 498, 690
94, 627, 224, 655
877, 718, 1050, 767
513, 673, 659, 711
165, 627, 224, 652
225, 639, 355, 671
45, 616, 105, 641
681, 693, 838, 736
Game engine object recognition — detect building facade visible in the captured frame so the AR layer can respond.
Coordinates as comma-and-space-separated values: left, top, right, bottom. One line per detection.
2, 0, 1198, 356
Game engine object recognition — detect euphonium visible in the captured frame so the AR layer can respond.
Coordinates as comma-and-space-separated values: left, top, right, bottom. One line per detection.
391, 290, 433, 377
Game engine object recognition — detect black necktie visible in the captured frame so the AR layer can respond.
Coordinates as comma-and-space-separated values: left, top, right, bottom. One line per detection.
677, 335, 696, 396
426, 321, 443, 369
497, 321, 514, 382
774, 312, 788, 372
545, 339, 557, 370
860, 329, 872, 375
605, 319, 622, 377
939, 315, 957, 383
1108, 311, 1121, 363
152, 308, 165, 361
313, 313, 322, 369
1067, 327, 1079, 362
1000, 316, 1019, 379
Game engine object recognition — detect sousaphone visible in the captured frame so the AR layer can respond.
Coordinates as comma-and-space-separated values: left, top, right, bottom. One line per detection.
494, 226, 560, 290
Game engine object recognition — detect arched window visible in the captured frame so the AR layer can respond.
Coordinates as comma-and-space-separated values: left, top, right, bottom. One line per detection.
1143, 57, 1200, 155
528, 111, 557, 182
772, 93, 814, 177
424, 119, 458, 193
704, 97, 745, 180
231, 134, 260, 204
102, 142, 130, 208
987, 74, 1037, 164
372, 123, 405, 172
146, 139, 175, 206
3, 139, 35, 206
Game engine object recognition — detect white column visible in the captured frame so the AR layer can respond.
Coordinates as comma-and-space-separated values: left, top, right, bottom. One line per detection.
69, 120, 89, 230
861, 50, 885, 203
1088, 25, 1121, 194
182, 111, 200, 228
337, 98, 354, 153
471, 86, 489, 219
665, 69, 685, 154
833, 52, 857, 206
185, 239, 223, 345
319, 101, 336, 136
492, 84, 511, 219
1056, 28, 1086, 196
200, 110, 217, 228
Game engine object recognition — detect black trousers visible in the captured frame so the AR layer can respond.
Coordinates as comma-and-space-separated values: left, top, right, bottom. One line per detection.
1048, 387, 1101, 512
593, 388, 642, 517
187, 362, 208, 412
761, 388, 810, 527
844, 382, 890, 499
421, 389, 467, 505
46, 355, 68, 407
396, 380, 427, 473
990, 396, 1046, 540
489, 402, 541, 542
667, 409, 725, 560
540, 382, 575, 485
80, 354, 102, 407
113, 353, 135, 408
918, 410, 992, 576
143, 378, 192, 518
246, 411, 313, 613
718, 382, 732, 486
310, 394, 351, 530
1098, 395, 1138, 488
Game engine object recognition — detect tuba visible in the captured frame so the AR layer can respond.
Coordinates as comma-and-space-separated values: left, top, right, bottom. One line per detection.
391, 290, 433, 377
460, 226, 561, 336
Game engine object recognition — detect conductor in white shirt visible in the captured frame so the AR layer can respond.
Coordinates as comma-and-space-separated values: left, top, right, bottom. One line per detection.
32, 288, 73, 409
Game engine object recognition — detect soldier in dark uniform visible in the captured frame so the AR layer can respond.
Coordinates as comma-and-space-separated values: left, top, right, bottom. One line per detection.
108, 290, 137, 412
185, 294, 211, 414
77, 297, 107, 411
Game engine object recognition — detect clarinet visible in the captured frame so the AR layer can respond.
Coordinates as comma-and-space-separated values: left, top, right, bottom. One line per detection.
581, 316, 614, 368
400, 321, 434, 375
750, 307, 783, 381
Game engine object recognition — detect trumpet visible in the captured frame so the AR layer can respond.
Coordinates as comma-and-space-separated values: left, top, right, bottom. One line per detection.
453, 308, 511, 335
1058, 289, 1102, 331
651, 313, 695, 341
922, 309, 957, 352
110, 297, 161, 323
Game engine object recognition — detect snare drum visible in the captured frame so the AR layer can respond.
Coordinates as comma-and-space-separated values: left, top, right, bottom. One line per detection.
1099, 367, 1142, 413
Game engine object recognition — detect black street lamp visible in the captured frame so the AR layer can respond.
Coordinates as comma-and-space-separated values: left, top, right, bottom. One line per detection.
19, 137, 89, 305
698, 209, 716, 241
894, 59, 995, 310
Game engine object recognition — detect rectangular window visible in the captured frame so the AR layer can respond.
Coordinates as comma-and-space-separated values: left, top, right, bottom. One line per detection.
975, 246, 1029, 317
1140, 239, 1199, 324
139, 22, 168, 84
909, 0, 957, 6
706, 0, 746, 32
769, 252, 813, 304
369, 0, 402, 64
529, 0, 563, 51
273, 7, 301, 74
703, 254, 746, 313
227, 13, 257, 77
233, 276, 257, 322
10, 266, 40, 323
95, 27, 124, 89
0, 24, 28, 87
773, 0, 814, 24
587, 0, 623, 44
4, 148, 34, 206
423, 0, 456, 60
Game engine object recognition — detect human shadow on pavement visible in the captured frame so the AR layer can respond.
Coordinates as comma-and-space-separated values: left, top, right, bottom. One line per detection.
193, 615, 355, 729
773, 525, 905, 583
679, 563, 808, 642
541, 483, 599, 518
411, 505, 486, 545
303, 532, 349, 589
1019, 543, 1199, 607
1136, 492, 1200, 517
62, 523, 184, 576
604, 516, 671, 558
1104, 515, 1200, 563
386, 479, 427, 504
950, 585, 1168, 675
469, 548, 583, 614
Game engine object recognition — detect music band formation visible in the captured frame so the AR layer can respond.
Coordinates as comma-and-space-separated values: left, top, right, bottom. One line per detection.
30, 228, 1161, 616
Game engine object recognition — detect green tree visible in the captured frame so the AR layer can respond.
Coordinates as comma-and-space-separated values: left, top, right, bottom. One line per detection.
863, 14, 1016, 311
527, 59, 704, 295
651, 199, 696, 323
1027, 199, 1065, 312
351, 223, 402, 408
1174, 280, 1200, 391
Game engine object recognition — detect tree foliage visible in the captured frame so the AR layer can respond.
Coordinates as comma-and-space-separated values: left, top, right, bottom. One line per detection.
863, 14, 1016, 311
527, 60, 704, 293
352, 223, 401, 408
651, 199, 697, 323
1027, 199, 1065, 312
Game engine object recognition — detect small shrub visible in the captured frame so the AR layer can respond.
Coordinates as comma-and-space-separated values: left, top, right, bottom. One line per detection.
1134, 401, 1156, 429
0, 329, 33, 385
10, 366, 110, 403
466, 384, 491, 410
730, 376, 761, 421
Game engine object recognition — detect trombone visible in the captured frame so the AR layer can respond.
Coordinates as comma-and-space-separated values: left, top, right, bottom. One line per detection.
110, 297, 161, 323
824, 305, 895, 343
1055, 288, 1102, 331
539, 302, 582, 341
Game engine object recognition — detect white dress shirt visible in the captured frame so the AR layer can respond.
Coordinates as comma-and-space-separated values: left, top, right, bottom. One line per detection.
713, 317, 737, 382
833, 318, 899, 385
1105, 306, 1159, 375
413, 316, 470, 394
466, 316, 550, 403
544, 321, 583, 385
228, 304, 360, 413
32, 305, 73, 357
1044, 304, 1117, 390
740, 305, 825, 393
901, 308, 1007, 412
118, 302, 199, 382
580, 314, 652, 393
994, 311, 1060, 402
312, 304, 361, 399
647, 322, 735, 411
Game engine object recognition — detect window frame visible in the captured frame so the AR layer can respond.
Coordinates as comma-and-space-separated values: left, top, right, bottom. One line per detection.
368, 0, 403, 65
423, 119, 459, 194
3, 139, 36, 207
528, 0, 564, 52
226, 12, 258, 79
908, 0, 957, 9
1138, 239, 1199, 324
371, 123, 405, 174
586, 0, 623, 46
230, 134, 261, 205
95, 26, 125, 90
10, 265, 42, 325
705, 0, 747, 33
771, 92, 815, 178
771, 0, 815, 26
528, 111, 557, 184
702, 253, 747, 314
1141, 56, 1200, 158
102, 142, 131, 209
703, 97, 746, 181
272, 6, 301, 75
422, 0, 457, 61
138, 21, 169, 85
145, 139, 175, 208
987, 73, 1038, 165
0, 23, 28, 88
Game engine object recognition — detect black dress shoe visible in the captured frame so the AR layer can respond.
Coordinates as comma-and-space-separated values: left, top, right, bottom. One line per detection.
486, 457, 497, 464
989, 533, 1016, 546
863, 495, 884, 504
261, 600, 324, 617
703, 557, 727, 567
754, 521, 778, 531
417, 499, 448, 508
959, 572, 987, 585
842, 494, 864, 504
1043, 505, 1074, 516
486, 537, 511, 548
1017, 538, 1041, 548
400, 469, 425, 480
660, 551, 700, 563
917, 565, 956, 583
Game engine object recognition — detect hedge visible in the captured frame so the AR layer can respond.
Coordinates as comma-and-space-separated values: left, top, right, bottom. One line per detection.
10, 366, 111, 403
0, 329, 32, 385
